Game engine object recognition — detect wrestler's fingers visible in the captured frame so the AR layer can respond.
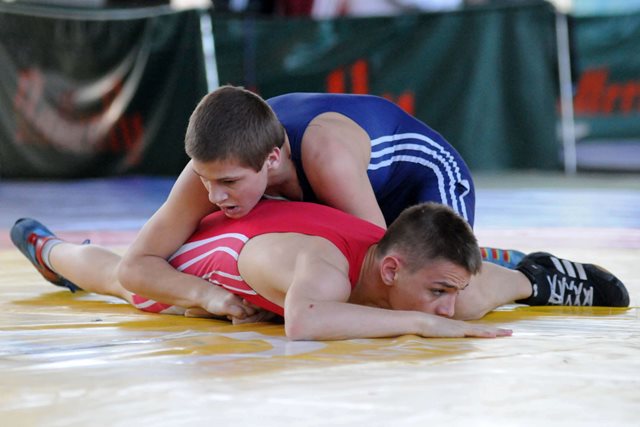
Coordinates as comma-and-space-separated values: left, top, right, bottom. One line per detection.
495, 327, 513, 337
202, 292, 254, 319
231, 314, 257, 325
231, 309, 278, 325
223, 303, 252, 319
465, 326, 513, 338
240, 299, 260, 315
422, 315, 512, 339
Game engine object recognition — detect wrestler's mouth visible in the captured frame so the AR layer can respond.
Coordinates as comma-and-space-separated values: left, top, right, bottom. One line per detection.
219, 205, 241, 217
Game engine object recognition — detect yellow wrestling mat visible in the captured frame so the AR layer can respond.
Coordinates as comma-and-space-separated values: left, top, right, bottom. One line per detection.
1, 174, 639, 426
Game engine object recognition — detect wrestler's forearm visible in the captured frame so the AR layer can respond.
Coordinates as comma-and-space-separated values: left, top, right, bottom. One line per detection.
284, 301, 511, 341
285, 301, 418, 340
118, 254, 220, 309
118, 161, 222, 307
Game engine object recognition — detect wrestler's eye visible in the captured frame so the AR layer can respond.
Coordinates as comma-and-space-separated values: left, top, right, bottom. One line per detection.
430, 287, 454, 297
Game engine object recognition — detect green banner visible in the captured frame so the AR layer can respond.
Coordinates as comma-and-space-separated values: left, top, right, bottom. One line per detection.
212, 2, 559, 171
0, 3, 560, 177
573, 11, 640, 141
0, 6, 207, 178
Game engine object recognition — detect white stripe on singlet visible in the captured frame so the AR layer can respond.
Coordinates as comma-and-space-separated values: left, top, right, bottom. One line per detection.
369, 133, 469, 221
209, 279, 258, 295
369, 154, 448, 209
174, 246, 240, 272
134, 299, 159, 309
168, 233, 249, 262
204, 270, 243, 282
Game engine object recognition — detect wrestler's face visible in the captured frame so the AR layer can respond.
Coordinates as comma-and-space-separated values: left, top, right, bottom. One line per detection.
387, 258, 470, 318
192, 157, 269, 218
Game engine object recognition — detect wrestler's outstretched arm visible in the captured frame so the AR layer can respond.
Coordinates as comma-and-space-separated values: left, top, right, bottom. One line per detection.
117, 161, 256, 319
281, 241, 512, 341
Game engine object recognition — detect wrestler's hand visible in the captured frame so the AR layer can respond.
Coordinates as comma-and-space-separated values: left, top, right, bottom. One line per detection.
231, 306, 280, 325
421, 314, 512, 338
196, 289, 259, 320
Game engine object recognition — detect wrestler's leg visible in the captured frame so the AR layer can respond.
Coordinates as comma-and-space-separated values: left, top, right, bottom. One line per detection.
455, 254, 629, 320
48, 241, 133, 304
48, 241, 189, 315
454, 262, 531, 320
12, 217, 134, 304
11, 218, 248, 318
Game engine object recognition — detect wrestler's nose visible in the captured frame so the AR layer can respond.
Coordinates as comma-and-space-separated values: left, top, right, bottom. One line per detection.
208, 186, 228, 204
435, 295, 456, 318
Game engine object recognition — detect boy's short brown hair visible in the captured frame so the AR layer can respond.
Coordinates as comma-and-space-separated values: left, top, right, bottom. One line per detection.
377, 202, 482, 275
185, 85, 284, 171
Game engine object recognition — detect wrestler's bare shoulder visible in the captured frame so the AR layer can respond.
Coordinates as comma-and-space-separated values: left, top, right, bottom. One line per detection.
238, 233, 349, 300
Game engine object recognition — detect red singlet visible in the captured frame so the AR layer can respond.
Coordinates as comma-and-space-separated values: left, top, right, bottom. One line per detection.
132, 200, 384, 316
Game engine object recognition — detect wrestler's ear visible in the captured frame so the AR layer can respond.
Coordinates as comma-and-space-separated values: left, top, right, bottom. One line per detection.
265, 147, 281, 169
380, 255, 401, 287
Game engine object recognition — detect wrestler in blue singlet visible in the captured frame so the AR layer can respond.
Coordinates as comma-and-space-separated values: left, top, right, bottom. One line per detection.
268, 93, 476, 227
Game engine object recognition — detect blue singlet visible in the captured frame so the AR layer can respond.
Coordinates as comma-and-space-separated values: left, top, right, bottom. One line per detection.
268, 93, 475, 227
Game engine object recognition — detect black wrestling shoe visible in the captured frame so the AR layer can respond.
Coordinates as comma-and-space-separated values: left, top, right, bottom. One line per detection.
515, 252, 629, 307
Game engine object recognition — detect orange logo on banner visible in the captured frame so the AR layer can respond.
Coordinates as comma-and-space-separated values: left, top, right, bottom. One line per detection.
574, 68, 640, 115
326, 59, 415, 115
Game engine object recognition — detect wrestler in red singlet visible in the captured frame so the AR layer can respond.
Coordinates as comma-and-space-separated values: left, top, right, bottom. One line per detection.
132, 199, 385, 316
